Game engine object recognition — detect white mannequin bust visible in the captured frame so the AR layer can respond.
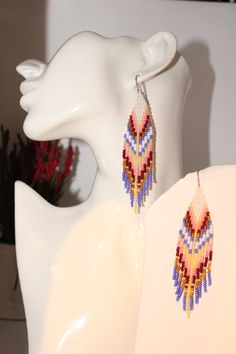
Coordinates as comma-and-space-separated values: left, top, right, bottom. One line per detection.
15, 31, 191, 354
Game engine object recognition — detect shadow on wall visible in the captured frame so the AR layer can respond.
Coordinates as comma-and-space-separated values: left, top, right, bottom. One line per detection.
182, 41, 215, 175
0, 0, 46, 138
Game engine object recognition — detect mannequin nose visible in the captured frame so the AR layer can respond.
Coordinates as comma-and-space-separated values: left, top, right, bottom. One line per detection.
16, 59, 46, 79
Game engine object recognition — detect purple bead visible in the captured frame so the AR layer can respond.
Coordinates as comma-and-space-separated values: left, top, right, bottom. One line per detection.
208, 271, 212, 286
176, 287, 183, 301
190, 295, 194, 311
195, 288, 199, 304
172, 267, 177, 280
183, 295, 187, 311
204, 277, 208, 293
174, 277, 179, 287
122, 170, 125, 181
175, 285, 180, 295
130, 193, 134, 207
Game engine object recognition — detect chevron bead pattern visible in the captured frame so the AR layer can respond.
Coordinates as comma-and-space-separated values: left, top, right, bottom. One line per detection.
122, 92, 156, 213
172, 185, 214, 318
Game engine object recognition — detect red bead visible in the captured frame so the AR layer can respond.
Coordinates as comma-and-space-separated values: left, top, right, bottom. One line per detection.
209, 250, 213, 261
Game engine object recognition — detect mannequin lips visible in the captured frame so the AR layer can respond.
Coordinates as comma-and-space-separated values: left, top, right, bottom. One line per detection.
17, 59, 46, 113
20, 89, 36, 113
20, 80, 38, 95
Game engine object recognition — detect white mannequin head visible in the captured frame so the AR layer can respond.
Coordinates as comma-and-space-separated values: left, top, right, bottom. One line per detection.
16, 31, 177, 141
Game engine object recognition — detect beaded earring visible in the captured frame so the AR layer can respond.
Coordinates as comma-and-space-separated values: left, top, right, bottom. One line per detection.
172, 170, 214, 318
122, 74, 157, 213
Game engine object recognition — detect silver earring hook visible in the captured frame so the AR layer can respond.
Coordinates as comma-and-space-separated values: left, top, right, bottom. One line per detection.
135, 74, 141, 92
135, 74, 146, 96
197, 170, 200, 188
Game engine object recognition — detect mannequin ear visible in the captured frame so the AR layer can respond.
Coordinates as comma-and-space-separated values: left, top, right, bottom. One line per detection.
136, 31, 177, 84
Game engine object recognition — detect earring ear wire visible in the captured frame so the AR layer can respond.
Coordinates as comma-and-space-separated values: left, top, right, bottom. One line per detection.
197, 170, 200, 188
135, 74, 140, 91
135, 74, 146, 97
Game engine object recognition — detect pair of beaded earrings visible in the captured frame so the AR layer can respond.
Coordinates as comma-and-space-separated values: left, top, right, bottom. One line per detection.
122, 76, 214, 317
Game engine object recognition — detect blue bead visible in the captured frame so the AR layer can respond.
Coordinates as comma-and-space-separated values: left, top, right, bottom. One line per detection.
195, 289, 199, 304
208, 271, 212, 286
174, 278, 179, 287
172, 268, 177, 280
204, 277, 207, 293
176, 288, 183, 301
175, 287, 180, 295
190, 295, 194, 310
183, 296, 186, 311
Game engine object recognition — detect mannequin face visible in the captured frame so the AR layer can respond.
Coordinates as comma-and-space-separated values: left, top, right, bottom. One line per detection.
18, 32, 144, 140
